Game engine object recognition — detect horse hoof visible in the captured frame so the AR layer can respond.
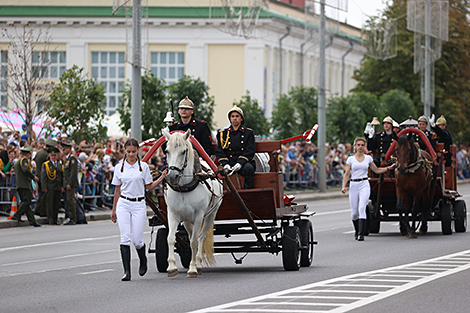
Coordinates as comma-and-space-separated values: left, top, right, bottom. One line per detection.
187, 272, 198, 278
197, 268, 202, 275
167, 269, 178, 277
408, 234, 418, 239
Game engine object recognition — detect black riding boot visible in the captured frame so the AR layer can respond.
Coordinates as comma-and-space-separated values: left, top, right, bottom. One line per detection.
120, 245, 131, 281
357, 219, 366, 241
136, 244, 147, 276
352, 220, 359, 240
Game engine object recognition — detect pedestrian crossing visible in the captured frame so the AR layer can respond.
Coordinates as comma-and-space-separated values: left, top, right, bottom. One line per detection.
190, 250, 470, 313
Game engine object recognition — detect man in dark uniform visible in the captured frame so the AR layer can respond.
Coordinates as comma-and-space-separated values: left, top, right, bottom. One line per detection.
34, 139, 58, 217
168, 96, 214, 157
41, 147, 63, 225
215, 105, 255, 189
415, 115, 437, 152
365, 116, 398, 167
428, 114, 453, 166
62, 140, 79, 225
12, 146, 41, 227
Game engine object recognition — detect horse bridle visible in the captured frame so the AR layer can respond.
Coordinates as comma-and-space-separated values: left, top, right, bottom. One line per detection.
168, 148, 189, 183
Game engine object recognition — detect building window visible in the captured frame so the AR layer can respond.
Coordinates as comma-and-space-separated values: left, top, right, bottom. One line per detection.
32, 51, 66, 79
150, 52, 184, 85
0, 51, 7, 110
91, 51, 125, 116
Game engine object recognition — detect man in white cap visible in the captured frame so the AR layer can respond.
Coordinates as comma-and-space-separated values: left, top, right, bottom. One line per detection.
428, 114, 453, 166
168, 96, 213, 157
365, 116, 398, 167
415, 115, 436, 152
215, 105, 255, 189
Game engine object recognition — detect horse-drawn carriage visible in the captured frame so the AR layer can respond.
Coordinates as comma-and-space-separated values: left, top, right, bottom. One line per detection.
367, 128, 467, 236
141, 128, 318, 276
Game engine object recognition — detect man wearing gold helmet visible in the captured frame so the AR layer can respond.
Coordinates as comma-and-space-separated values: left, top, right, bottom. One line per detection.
415, 115, 436, 152
367, 116, 398, 167
428, 114, 453, 165
215, 105, 255, 189
168, 96, 213, 157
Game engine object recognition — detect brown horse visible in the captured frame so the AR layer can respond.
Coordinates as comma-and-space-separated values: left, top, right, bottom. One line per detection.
395, 133, 433, 238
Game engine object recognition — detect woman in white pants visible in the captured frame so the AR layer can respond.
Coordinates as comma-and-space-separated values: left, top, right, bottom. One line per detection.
342, 137, 395, 241
111, 138, 167, 281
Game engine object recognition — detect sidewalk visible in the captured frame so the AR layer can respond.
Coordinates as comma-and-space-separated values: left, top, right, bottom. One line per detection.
1, 180, 468, 229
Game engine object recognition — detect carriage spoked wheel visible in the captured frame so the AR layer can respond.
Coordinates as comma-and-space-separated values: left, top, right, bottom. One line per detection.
156, 228, 169, 272
294, 220, 314, 267
282, 225, 301, 271
440, 200, 453, 235
454, 200, 467, 233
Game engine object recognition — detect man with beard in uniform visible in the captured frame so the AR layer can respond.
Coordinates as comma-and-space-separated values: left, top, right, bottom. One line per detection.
34, 139, 58, 217
216, 106, 255, 189
364, 116, 398, 167
428, 114, 453, 166
415, 115, 437, 152
168, 96, 213, 157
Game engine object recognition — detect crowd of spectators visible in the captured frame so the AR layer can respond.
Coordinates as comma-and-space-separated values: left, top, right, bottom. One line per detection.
0, 129, 167, 219
278, 141, 352, 189
456, 145, 470, 180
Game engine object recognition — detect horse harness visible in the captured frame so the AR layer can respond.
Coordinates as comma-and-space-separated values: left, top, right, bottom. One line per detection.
401, 146, 433, 190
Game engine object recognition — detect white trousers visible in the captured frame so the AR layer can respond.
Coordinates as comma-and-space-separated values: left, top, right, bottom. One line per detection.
349, 181, 370, 220
116, 198, 146, 248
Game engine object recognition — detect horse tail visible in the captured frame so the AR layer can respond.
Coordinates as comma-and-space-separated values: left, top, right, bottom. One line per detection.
202, 224, 216, 266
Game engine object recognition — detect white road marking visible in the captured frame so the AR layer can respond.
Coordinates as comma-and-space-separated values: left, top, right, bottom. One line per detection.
0, 249, 116, 267
78, 269, 115, 275
190, 249, 470, 313
315, 209, 350, 216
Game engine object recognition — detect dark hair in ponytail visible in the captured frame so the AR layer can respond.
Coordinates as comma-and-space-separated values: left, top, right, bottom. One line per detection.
121, 138, 142, 173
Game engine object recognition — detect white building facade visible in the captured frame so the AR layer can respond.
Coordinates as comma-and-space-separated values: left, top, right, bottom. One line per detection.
0, 0, 366, 129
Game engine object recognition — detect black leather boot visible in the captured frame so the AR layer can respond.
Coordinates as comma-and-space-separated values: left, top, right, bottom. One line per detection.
136, 244, 147, 276
352, 220, 359, 240
357, 219, 365, 241
120, 245, 131, 281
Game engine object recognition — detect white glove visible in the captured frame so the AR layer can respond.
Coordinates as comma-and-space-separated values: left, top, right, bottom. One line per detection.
232, 163, 242, 172
364, 122, 374, 139
427, 114, 435, 127
223, 164, 232, 172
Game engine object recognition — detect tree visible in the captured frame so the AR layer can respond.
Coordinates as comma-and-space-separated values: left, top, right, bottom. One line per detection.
327, 96, 367, 143
233, 91, 269, 136
380, 89, 416, 124
353, 0, 470, 140
271, 86, 319, 140
168, 75, 215, 129
118, 72, 167, 140
0, 24, 56, 140
49, 66, 106, 142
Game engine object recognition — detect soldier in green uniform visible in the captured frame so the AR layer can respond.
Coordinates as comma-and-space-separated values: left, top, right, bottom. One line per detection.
12, 146, 41, 227
34, 139, 58, 217
41, 147, 63, 225
62, 140, 79, 225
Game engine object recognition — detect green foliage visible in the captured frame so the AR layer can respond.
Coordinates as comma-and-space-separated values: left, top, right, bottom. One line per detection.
233, 91, 269, 136
168, 75, 215, 129
118, 72, 167, 140
379, 89, 416, 123
271, 86, 318, 140
327, 96, 367, 143
49, 65, 106, 142
353, 0, 470, 139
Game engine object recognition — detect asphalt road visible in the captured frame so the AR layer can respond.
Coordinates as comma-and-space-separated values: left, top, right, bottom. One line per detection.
1, 184, 469, 313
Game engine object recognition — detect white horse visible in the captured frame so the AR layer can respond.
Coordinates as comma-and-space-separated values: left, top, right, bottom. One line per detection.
163, 129, 224, 278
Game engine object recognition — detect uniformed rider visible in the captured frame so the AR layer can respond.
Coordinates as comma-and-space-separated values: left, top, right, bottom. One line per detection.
216, 106, 255, 189
168, 96, 214, 157
415, 115, 437, 152
364, 116, 398, 167
428, 114, 453, 166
